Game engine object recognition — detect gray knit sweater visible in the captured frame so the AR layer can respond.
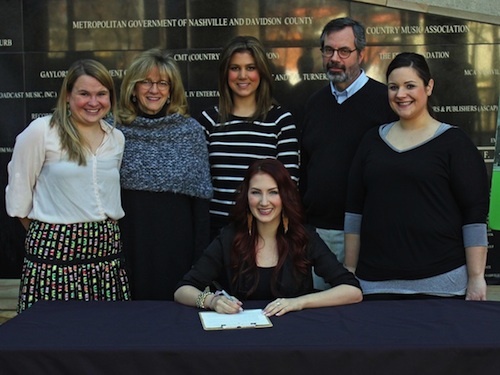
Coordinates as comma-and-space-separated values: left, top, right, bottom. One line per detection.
118, 113, 213, 199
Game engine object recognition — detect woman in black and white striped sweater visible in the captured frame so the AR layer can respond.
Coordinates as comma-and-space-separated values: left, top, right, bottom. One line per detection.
198, 36, 300, 240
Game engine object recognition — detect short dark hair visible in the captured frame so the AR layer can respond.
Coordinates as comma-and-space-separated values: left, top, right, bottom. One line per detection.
320, 17, 366, 51
386, 52, 432, 85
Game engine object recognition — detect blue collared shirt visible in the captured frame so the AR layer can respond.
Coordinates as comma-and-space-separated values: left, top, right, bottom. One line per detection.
330, 69, 369, 104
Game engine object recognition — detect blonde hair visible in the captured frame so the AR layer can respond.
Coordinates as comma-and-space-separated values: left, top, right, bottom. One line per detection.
51, 59, 117, 166
217, 36, 274, 124
118, 48, 189, 125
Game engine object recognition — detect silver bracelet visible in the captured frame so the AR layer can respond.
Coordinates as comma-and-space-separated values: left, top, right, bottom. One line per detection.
195, 286, 214, 309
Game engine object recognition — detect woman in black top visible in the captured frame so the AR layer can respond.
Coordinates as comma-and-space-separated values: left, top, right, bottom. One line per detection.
175, 159, 361, 316
117, 49, 212, 300
344, 53, 489, 300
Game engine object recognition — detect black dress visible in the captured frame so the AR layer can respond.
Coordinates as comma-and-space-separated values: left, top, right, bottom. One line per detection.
118, 112, 213, 300
121, 190, 209, 300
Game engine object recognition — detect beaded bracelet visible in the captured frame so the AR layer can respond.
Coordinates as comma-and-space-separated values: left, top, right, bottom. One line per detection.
195, 286, 214, 309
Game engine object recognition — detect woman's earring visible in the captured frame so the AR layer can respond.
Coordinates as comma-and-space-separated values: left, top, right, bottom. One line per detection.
247, 212, 253, 235
166, 97, 171, 105
132, 95, 137, 103
282, 211, 289, 234
66, 103, 72, 117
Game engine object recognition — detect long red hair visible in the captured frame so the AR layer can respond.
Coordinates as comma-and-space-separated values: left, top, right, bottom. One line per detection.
230, 159, 309, 297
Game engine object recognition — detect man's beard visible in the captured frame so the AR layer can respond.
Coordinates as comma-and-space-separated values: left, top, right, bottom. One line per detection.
326, 63, 348, 83
327, 71, 348, 83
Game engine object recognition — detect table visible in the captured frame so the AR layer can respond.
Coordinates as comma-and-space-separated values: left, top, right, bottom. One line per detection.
1, 299, 500, 374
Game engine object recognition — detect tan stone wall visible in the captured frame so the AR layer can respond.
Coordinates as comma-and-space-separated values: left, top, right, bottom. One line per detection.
355, 0, 499, 24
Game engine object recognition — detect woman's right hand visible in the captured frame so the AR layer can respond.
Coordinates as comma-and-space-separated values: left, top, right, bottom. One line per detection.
209, 294, 243, 314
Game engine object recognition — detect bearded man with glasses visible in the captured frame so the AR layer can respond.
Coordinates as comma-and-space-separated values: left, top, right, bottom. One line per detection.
299, 17, 398, 290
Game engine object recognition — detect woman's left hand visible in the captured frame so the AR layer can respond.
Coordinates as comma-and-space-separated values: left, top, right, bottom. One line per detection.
466, 275, 487, 301
263, 297, 302, 317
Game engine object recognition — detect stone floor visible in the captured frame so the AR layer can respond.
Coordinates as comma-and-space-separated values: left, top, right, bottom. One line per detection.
0, 279, 20, 324
1, 280, 500, 325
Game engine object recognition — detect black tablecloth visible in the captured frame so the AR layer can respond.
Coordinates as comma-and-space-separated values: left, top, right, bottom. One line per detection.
1, 299, 500, 374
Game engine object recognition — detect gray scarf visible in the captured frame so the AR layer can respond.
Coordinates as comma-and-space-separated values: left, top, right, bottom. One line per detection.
118, 113, 213, 199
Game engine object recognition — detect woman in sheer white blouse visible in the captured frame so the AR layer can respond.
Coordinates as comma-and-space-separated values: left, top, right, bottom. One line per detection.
5, 59, 130, 312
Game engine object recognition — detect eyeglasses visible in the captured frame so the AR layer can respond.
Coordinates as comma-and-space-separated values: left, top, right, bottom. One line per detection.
320, 46, 357, 59
137, 79, 170, 90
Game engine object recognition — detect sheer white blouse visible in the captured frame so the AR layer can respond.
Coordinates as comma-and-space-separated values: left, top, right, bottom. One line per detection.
6, 115, 125, 224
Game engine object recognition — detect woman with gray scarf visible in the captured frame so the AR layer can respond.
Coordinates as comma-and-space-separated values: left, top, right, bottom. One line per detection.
117, 49, 213, 300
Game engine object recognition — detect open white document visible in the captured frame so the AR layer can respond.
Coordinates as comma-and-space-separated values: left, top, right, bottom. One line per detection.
198, 309, 273, 330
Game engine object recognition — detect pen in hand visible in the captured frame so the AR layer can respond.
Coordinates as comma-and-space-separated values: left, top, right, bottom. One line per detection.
211, 281, 243, 313
212, 281, 233, 301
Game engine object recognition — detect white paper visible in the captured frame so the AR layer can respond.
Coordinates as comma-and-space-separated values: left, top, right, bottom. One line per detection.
199, 309, 272, 329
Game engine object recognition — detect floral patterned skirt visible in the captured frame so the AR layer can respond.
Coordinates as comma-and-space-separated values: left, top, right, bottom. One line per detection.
18, 219, 130, 313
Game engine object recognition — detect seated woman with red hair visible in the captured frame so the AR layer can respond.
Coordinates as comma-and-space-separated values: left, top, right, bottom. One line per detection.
174, 158, 362, 316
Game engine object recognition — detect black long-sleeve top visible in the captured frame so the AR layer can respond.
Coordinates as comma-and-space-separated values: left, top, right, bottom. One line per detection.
177, 224, 360, 300
346, 125, 489, 281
